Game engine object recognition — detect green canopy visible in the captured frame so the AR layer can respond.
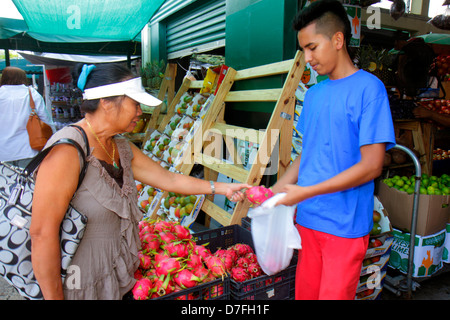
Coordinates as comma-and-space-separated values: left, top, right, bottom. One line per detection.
415, 33, 450, 46
0, 17, 28, 39
11, 0, 166, 42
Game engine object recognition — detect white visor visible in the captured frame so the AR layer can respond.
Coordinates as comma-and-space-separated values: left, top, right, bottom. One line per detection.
82, 77, 162, 107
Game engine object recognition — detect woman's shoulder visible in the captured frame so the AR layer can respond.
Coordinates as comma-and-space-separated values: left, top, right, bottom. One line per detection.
45, 125, 88, 150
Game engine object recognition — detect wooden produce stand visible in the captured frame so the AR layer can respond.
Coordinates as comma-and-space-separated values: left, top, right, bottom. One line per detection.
393, 120, 435, 175
126, 63, 177, 144
148, 51, 305, 227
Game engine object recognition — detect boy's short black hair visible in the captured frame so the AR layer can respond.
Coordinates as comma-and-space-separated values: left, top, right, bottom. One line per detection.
293, 0, 352, 48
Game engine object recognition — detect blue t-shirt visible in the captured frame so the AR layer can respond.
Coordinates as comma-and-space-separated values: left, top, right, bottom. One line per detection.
296, 69, 395, 238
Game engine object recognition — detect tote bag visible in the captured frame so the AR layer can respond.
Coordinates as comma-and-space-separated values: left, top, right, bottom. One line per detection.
26, 87, 53, 151
0, 125, 89, 299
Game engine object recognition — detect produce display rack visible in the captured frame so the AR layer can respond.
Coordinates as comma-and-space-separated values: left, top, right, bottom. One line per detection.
126, 63, 177, 144
145, 51, 306, 227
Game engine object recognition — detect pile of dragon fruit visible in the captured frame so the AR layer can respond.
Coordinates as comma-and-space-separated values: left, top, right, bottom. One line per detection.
132, 219, 265, 300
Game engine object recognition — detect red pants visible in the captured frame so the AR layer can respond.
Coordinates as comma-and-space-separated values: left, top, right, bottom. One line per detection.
295, 225, 369, 300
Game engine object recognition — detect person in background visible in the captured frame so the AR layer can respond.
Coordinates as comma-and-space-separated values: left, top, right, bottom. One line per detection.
0, 66, 54, 168
271, 0, 396, 300
30, 63, 251, 300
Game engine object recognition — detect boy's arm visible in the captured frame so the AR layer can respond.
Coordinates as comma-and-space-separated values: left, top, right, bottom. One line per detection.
275, 143, 385, 206
271, 155, 301, 194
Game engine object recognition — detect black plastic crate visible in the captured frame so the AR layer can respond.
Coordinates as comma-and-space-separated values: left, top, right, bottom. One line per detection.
193, 224, 254, 249
193, 224, 298, 300
230, 255, 297, 300
241, 216, 251, 231
153, 276, 230, 300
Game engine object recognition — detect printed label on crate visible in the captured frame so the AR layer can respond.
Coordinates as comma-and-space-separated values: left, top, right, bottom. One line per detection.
389, 228, 446, 277
442, 223, 450, 263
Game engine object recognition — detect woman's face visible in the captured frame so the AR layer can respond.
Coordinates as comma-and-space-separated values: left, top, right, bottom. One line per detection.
115, 96, 143, 133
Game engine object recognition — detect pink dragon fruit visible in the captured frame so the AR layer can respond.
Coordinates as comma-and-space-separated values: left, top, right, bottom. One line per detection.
173, 269, 201, 289
245, 185, 274, 205
245, 252, 258, 264
163, 241, 190, 258
151, 274, 174, 297
236, 257, 250, 269
138, 251, 152, 270
232, 243, 254, 257
153, 251, 171, 265
248, 262, 262, 278
204, 255, 226, 278
230, 267, 250, 282
194, 244, 212, 261
214, 249, 235, 272
134, 268, 144, 280
140, 232, 161, 253
132, 278, 153, 300
153, 220, 175, 233
173, 224, 192, 241
193, 266, 210, 282
158, 231, 177, 244
155, 257, 182, 277
185, 253, 203, 269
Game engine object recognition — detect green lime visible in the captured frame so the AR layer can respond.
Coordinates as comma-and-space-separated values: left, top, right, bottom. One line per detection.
406, 187, 414, 195
370, 222, 382, 236
395, 179, 405, 187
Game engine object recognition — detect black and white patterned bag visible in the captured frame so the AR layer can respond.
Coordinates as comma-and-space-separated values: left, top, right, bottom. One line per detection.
0, 126, 89, 300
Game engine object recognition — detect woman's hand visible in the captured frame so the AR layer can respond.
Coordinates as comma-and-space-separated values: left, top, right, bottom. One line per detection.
218, 182, 251, 202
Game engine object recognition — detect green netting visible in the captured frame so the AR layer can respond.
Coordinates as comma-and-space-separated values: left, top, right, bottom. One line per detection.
11, 0, 165, 42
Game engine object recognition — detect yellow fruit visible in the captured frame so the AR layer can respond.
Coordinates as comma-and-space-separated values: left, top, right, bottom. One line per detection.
185, 203, 194, 214
368, 62, 377, 72
132, 119, 145, 133
189, 195, 197, 204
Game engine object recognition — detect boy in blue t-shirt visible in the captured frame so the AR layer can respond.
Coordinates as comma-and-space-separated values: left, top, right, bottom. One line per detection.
272, 0, 395, 300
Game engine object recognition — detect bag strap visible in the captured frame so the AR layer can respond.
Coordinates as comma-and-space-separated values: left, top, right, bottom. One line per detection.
22, 125, 90, 189
28, 87, 36, 115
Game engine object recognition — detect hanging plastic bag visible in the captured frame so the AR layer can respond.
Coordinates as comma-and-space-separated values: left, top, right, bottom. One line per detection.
247, 193, 301, 276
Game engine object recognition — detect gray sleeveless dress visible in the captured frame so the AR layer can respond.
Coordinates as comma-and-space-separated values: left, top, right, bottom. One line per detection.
42, 126, 141, 300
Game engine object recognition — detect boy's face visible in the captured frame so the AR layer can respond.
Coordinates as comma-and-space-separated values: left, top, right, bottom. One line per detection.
297, 22, 339, 76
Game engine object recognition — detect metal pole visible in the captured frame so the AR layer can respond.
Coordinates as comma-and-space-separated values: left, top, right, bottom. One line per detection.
392, 144, 421, 298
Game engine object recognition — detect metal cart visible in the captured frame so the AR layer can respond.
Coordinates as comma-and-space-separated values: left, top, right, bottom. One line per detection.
383, 144, 422, 299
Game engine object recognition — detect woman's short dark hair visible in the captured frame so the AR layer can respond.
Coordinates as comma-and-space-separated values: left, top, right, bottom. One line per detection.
73, 62, 135, 113
292, 0, 352, 49
1, 66, 28, 86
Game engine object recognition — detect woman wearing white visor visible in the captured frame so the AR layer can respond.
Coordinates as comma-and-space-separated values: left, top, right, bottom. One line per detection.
29, 63, 250, 300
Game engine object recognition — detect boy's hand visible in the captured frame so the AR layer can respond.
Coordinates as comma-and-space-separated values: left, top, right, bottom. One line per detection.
274, 184, 312, 206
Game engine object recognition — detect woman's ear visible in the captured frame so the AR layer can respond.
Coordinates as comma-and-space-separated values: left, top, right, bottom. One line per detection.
99, 98, 115, 112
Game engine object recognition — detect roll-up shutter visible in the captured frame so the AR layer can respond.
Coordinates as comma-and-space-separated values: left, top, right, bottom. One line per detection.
165, 0, 226, 59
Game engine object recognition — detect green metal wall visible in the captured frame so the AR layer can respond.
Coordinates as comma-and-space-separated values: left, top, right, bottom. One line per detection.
166, 0, 226, 57
224, 0, 300, 128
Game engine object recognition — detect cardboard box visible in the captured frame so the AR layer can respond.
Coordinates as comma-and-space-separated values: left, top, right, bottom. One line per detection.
389, 228, 446, 277
377, 182, 450, 236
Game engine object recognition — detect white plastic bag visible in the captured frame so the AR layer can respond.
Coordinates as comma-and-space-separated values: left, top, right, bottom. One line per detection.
247, 193, 302, 276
